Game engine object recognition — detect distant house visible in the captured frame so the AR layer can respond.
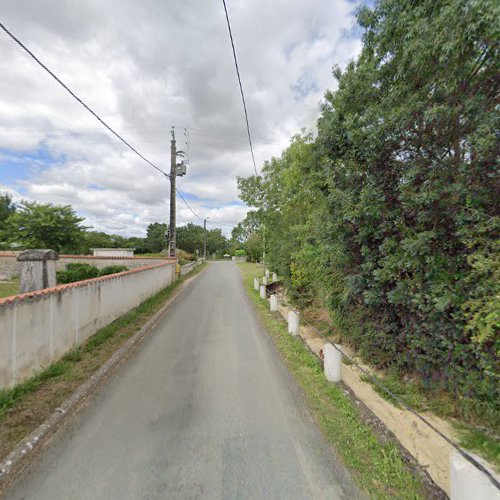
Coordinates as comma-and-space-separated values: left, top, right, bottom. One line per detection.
92, 248, 135, 257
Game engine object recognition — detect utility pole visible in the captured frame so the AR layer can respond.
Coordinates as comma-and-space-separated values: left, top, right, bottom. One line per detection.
169, 127, 176, 257
203, 217, 209, 260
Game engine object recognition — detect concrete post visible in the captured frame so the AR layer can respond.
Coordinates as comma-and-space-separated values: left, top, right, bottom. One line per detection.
270, 294, 278, 312
17, 249, 59, 293
450, 452, 500, 500
287, 310, 299, 336
254, 277, 260, 291
263, 275, 268, 285
272, 272, 278, 282
265, 269, 270, 277
323, 343, 342, 382
260, 285, 267, 299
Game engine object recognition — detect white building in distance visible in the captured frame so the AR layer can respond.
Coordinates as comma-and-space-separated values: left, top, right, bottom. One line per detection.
91, 248, 135, 257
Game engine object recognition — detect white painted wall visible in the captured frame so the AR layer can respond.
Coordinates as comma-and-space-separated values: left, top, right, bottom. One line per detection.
0, 262, 176, 389
92, 248, 135, 257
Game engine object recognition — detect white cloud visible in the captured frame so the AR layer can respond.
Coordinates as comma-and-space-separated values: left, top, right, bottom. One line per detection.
0, 0, 363, 236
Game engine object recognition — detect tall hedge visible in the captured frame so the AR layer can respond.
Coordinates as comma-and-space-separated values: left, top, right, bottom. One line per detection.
238, 0, 499, 427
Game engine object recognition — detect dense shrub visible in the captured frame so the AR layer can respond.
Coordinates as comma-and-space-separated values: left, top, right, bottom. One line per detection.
176, 249, 196, 262
57, 263, 129, 283
99, 265, 128, 276
238, 0, 499, 429
57, 263, 100, 284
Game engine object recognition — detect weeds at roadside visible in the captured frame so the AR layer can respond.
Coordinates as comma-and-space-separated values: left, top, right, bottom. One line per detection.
238, 262, 427, 499
281, 279, 500, 470
0, 263, 207, 460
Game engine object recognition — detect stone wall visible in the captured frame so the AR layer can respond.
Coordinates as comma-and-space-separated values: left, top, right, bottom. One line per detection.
180, 259, 203, 276
0, 260, 176, 389
0, 252, 172, 280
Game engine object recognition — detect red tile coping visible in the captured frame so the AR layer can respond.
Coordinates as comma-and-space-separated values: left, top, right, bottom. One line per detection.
0, 261, 176, 306
0, 252, 176, 261
60, 255, 176, 260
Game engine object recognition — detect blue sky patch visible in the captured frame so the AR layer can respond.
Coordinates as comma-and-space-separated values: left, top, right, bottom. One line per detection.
0, 146, 64, 185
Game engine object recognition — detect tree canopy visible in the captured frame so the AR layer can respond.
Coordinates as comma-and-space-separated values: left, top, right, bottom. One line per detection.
0, 196, 231, 257
236, 0, 499, 429
5, 201, 87, 253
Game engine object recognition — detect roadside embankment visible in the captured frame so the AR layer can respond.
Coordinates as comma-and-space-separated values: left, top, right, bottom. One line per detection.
240, 262, 500, 499
238, 262, 435, 499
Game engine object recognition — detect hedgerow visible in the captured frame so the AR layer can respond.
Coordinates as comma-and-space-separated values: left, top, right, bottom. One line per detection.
237, 0, 499, 430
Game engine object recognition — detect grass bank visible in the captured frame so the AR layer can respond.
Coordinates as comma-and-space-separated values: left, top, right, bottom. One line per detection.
0, 263, 206, 461
298, 301, 499, 469
238, 262, 427, 499
357, 369, 500, 469
0, 278, 19, 299
280, 272, 499, 470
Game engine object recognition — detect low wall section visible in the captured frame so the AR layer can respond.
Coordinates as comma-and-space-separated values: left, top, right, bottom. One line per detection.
0, 252, 172, 279
180, 259, 203, 276
0, 260, 176, 389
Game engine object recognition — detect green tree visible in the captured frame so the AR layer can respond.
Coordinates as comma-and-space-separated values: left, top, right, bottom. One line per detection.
206, 227, 230, 256
145, 222, 167, 253
6, 201, 87, 253
0, 192, 15, 224
231, 211, 260, 244
0, 192, 16, 247
243, 232, 263, 262
176, 223, 229, 256
237, 0, 499, 428
176, 223, 205, 254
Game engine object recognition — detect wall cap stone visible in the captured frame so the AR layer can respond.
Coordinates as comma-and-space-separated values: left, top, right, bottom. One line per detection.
17, 249, 59, 262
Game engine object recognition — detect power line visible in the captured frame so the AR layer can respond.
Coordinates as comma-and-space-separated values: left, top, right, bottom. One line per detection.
0, 20, 235, 230
266, 289, 500, 491
176, 188, 203, 221
0, 21, 166, 178
221, 0, 258, 176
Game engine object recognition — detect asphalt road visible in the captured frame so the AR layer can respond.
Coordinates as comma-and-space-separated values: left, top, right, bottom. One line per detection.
5, 262, 360, 500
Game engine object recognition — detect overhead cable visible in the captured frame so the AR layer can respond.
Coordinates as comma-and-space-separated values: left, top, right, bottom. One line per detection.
176, 188, 203, 221
266, 288, 500, 491
221, 0, 258, 176
0, 21, 166, 177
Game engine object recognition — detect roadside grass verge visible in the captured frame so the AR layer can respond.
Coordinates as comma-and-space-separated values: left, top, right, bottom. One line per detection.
357, 371, 500, 469
297, 290, 499, 470
0, 263, 207, 461
0, 278, 20, 299
238, 262, 426, 499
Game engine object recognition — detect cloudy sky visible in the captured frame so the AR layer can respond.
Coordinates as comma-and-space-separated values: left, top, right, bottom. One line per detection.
0, 0, 365, 237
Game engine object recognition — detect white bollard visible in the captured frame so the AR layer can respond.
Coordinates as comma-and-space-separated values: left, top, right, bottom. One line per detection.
265, 269, 270, 277
323, 343, 342, 383
260, 285, 267, 299
254, 277, 260, 291
263, 275, 268, 285
272, 272, 278, 282
270, 294, 278, 312
287, 310, 299, 336
450, 452, 500, 500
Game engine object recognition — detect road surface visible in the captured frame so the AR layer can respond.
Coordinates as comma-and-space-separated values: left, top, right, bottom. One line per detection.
6, 262, 360, 499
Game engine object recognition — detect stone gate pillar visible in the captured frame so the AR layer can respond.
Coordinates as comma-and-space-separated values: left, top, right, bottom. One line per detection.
17, 249, 59, 293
